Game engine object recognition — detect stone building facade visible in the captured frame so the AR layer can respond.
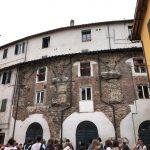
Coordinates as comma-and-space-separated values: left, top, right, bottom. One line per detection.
12, 48, 148, 149
0, 20, 150, 149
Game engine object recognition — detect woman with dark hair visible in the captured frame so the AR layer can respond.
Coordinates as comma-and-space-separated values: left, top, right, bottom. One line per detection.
45, 139, 55, 150
4, 138, 18, 150
105, 140, 113, 150
112, 140, 120, 150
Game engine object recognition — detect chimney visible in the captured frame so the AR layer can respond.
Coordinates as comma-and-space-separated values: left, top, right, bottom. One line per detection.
70, 19, 74, 26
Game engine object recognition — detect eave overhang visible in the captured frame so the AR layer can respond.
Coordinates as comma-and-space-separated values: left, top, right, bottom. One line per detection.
132, 0, 148, 40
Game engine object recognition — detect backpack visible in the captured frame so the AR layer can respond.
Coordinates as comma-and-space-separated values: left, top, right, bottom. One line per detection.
23, 144, 32, 150
40, 144, 45, 150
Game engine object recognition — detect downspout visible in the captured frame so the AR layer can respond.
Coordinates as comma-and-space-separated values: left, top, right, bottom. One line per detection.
60, 55, 73, 147
24, 39, 28, 62
12, 65, 21, 138
97, 55, 117, 140
12, 38, 28, 137
107, 25, 111, 49
8, 66, 19, 137
131, 61, 139, 143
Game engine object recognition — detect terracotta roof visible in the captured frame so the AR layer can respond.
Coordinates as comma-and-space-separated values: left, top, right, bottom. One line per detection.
0, 19, 133, 49
132, 0, 148, 40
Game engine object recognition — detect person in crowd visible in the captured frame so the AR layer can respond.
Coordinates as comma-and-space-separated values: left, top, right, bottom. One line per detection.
105, 140, 113, 150
45, 139, 55, 150
53, 140, 61, 150
112, 140, 120, 150
87, 139, 93, 150
120, 142, 130, 150
18, 144, 23, 150
31, 136, 45, 150
63, 139, 74, 150
4, 138, 18, 150
23, 138, 33, 150
97, 137, 104, 150
91, 139, 101, 150
79, 141, 86, 150
133, 139, 147, 150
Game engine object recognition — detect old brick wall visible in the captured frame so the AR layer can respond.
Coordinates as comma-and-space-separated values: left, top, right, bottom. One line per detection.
12, 50, 147, 139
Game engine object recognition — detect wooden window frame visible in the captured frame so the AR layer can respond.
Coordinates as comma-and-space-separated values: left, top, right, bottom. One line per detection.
82, 30, 91, 42
36, 91, 44, 104
42, 37, 50, 48
80, 87, 92, 101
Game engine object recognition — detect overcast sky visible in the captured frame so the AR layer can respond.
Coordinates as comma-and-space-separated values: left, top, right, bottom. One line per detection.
0, 0, 137, 46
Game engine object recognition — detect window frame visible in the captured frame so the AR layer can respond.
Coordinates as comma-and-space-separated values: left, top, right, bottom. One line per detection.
0, 99, 7, 112
128, 25, 133, 36
1, 71, 11, 85
133, 58, 146, 73
80, 62, 91, 77
15, 42, 25, 55
36, 67, 47, 83
36, 91, 45, 104
137, 85, 150, 99
82, 30, 91, 42
42, 36, 50, 48
3, 49, 8, 59
80, 87, 92, 101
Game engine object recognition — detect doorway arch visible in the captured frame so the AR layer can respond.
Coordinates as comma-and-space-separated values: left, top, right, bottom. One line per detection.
139, 120, 150, 150
76, 121, 98, 150
26, 122, 43, 141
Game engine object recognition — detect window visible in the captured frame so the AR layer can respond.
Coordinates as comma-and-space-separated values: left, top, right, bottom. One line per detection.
15, 42, 25, 55
0, 99, 7, 112
36, 67, 46, 82
133, 58, 146, 73
82, 30, 91, 42
3, 49, 8, 59
36, 91, 44, 104
0, 133, 5, 144
1, 71, 11, 84
80, 87, 92, 100
128, 25, 133, 36
80, 62, 91, 76
147, 19, 150, 37
137, 85, 150, 99
42, 37, 50, 48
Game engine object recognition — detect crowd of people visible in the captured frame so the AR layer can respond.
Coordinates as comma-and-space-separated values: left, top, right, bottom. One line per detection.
0, 136, 147, 150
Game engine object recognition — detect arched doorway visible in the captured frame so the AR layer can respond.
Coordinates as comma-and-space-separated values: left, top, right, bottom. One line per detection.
139, 120, 150, 150
26, 122, 43, 141
76, 121, 98, 150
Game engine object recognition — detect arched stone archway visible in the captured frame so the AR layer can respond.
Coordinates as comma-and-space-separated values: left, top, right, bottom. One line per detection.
26, 122, 43, 141
76, 121, 98, 150
139, 120, 150, 150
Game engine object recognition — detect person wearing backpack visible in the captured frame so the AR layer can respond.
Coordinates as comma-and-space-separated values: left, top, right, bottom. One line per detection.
23, 138, 33, 150
31, 136, 45, 150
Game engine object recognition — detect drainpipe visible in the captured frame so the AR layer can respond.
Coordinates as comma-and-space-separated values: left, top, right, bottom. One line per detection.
107, 25, 111, 49
24, 39, 28, 62
97, 55, 118, 140
60, 55, 73, 147
8, 66, 19, 138
12, 65, 21, 138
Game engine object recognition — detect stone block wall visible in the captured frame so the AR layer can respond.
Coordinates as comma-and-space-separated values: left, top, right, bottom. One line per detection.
12, 49, 147, 139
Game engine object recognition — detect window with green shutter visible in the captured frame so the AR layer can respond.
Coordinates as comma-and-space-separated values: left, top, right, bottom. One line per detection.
0, 99, 7, 112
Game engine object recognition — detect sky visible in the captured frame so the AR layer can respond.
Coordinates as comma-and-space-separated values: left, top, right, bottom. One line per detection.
0, 0, 137, 46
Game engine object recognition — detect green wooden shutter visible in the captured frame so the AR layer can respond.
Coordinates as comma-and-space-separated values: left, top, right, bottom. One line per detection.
1, 99, 7, 112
